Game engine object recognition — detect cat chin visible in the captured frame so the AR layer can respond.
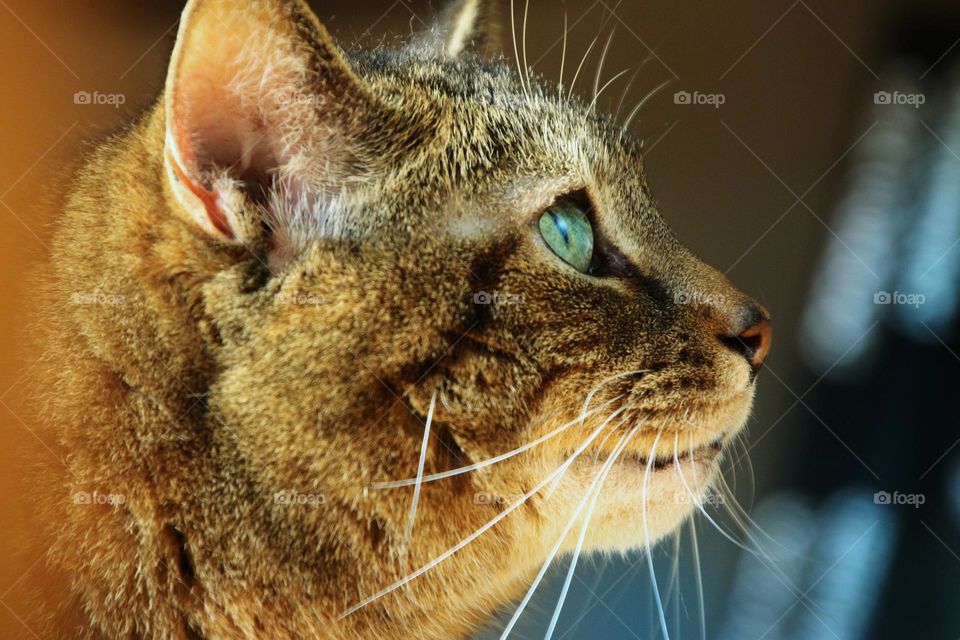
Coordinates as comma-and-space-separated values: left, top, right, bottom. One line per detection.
564, 443, 723, 554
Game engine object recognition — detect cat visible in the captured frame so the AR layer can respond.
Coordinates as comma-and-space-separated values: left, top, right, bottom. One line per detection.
31, 0, 772, 638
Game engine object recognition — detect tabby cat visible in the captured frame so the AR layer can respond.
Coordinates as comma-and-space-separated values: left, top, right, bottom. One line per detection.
33, 0, 771, 637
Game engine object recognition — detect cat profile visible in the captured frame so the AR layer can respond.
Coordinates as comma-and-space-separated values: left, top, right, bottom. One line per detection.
32, 0, 771, 637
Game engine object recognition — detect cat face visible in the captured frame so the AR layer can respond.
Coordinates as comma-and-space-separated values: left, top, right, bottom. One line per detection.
156, 0, 770, 629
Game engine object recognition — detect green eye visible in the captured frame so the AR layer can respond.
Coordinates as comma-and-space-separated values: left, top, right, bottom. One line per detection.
538, 199, 594, 273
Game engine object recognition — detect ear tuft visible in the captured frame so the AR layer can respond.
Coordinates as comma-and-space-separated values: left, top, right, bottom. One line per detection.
428, 0, 501, 59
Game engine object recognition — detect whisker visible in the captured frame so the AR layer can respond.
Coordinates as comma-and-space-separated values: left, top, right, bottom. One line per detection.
404, 392, 436, 542
557, 12, 569, 99
544, 403, 623, 500
642, 429, 670, 640
688, 519, 706, 640
674, 434, 756, 555
338, 405, 628, 619
522, 0, 531, 94
675, 433, 811, 610
613, 26, 676, 121
715, 474, 792, 554
589, 68, 631, 112
544, 423, 642, 640
509, 1, 528, 99
567, 34, 600, 100
735, 436, 758, 508
671, 531, 681, 638
545, 368, 644, 499
614, 67, 643, 123
578, 369, 645, 425
592, 29, 616, 110
621, 77, 673, 132
500, 420, 639, 639
370, 396, 623, 489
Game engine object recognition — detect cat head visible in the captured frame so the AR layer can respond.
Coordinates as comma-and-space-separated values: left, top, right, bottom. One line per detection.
152, 0, 771, 627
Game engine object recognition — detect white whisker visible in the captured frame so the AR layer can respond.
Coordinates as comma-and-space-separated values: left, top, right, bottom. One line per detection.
544, 423, 641, 640
715, 474, 791, 554
578, 369, 644, 426
567, 35, 600, 100
614, 67, 643, 123
405, 392, 436, 541
675, 434, 811, 609
544, 407, 625, 500
589, 68, 631, 112
558, 12, 569, 99
338, 405, 628, 619
522, 0, 531, 94
642, 429, 670, 639
621, 77, 673, 132
370, 396, 622, 489
689, 519, 706, 640
509, 1, 528, 99
592, 30, 616, 110
500, 421, 640, 639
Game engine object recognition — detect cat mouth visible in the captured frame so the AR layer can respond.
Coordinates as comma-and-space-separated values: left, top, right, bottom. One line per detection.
615, 438, 723, 470
570, 437, 724, 471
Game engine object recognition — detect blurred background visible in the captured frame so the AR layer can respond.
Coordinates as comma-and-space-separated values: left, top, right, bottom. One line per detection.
1, 0, 958, 638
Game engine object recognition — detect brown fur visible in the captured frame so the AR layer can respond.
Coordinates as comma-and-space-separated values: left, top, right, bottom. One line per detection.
30, 1, 770, 638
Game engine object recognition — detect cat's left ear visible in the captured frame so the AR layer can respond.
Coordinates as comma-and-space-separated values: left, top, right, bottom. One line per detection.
425, 0, 501, 59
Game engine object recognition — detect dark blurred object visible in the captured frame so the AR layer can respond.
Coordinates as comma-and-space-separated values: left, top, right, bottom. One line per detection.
728, 12, 960, 639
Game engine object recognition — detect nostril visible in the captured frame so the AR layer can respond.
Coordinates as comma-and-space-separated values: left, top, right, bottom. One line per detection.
719, 318, 772, 371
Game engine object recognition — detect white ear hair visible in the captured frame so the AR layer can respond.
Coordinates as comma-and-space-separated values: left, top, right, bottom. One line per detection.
162, 0, 379, 260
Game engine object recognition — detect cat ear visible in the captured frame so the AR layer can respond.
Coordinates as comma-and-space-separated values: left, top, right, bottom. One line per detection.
163, 0, 377, 244
427, 0, 501, 59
